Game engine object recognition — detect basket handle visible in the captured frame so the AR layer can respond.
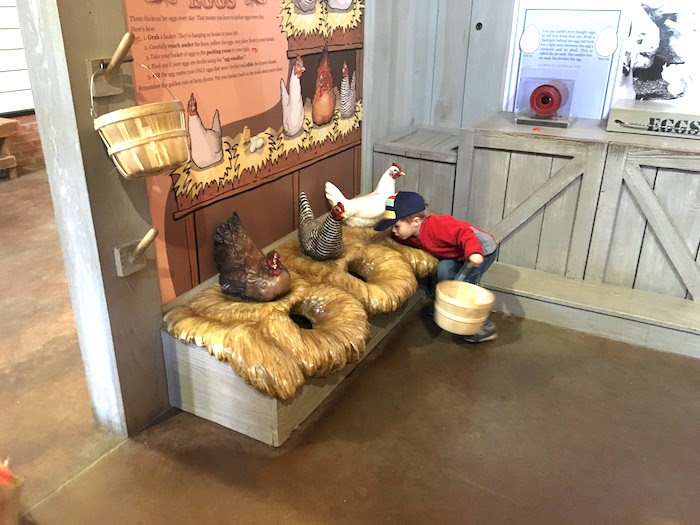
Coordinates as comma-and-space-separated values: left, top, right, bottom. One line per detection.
105, 32, 135, 78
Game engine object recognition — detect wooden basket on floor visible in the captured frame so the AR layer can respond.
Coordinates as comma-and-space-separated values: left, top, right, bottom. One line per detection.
434, 281, 494, 335
91, 64, 189, 179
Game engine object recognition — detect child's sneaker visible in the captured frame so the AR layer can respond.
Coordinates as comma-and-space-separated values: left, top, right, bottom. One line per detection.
463, 320, 497, 343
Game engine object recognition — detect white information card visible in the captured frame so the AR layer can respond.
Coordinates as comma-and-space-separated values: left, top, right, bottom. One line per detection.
504, 0, 632, 119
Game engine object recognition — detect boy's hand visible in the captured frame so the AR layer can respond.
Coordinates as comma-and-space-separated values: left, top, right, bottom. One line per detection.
468, 253, 484, 267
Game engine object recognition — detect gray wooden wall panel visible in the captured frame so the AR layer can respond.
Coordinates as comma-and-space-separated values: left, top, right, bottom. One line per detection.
634, 168, 700, 299
453, 128, 476, 222
603, 175, 652, 288
586, 144, 628, 283
624, 162, 700, 300
466, 148, 509, 231
565, 142, 607, 280
373, 152, 421, 192
461, 0, 517, 126
372, 152, 455, 216
362, 1, 439, 193
364, 1, 517, 190
536, 157, 579, 276
418, 160, 456, 216
431, 0, 473, 128
498, 152, 551, 269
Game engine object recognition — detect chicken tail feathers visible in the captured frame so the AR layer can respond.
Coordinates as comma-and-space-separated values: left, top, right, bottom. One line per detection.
324, 181, 346, 207
298, 191, 315, 225
280, 78, 289, 107
211, 109, 222, 136
213, 212, 258, 297
213, 212, 242, 269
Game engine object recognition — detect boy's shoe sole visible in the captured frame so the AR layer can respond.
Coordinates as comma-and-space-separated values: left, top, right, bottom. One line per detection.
462, 332, 498, 344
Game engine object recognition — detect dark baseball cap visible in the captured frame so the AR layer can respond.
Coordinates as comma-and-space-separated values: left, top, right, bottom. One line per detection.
374, 191, 425, 231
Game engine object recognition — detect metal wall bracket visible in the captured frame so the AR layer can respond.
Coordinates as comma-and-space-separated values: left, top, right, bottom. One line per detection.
87, 58, 125, 98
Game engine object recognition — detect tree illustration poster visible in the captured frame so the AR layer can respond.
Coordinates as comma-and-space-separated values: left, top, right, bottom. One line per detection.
123, 0, 364, 302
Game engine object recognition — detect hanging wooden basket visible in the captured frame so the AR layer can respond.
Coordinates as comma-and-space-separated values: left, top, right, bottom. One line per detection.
93, 99, 189, 179
91, 48, 189, 179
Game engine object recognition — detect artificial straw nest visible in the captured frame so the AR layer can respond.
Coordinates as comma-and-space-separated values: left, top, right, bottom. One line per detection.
164, 227, 437, 399
164, 273, 370, 400
342, 226, 439, 279
275, 239, 418, 316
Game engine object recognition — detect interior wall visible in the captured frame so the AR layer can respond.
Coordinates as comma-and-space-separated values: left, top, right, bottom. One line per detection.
17, 1, 169, 436
362, 0, 517, 190
15, 0, 517, 436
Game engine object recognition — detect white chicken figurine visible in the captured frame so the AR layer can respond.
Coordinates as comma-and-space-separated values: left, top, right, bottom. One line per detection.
298, 191, 346, 261
339, 60, 356, 119
327, 0, 353, 9
324, 163, 405, 228
280, 56, 306, 137
187, 93, 223, 170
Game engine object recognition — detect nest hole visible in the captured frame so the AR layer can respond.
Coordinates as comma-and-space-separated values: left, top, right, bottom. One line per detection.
290, 313, 313, 329
348, 270, 367, 282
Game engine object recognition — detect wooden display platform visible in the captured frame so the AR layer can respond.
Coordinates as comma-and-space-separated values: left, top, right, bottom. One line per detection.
162, 290, 424, 446
482, 262, 700, 359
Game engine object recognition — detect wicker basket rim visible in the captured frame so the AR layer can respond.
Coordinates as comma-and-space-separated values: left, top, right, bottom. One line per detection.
93, 101, 185, 130
434, 303, 487, 323
105, 129, 189, 155
435, 280, 494, 308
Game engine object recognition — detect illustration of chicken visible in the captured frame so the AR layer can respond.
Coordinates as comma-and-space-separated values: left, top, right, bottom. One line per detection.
294, 0, 316, 11
280, 56, 306, 137
298, 191, 345, 261
187, 93, 223, 170
213, 212, 292, 302
327, 0, 352, 9
312, 46, 336, 126
339, 60, 356, 119
324, 163, 405, 228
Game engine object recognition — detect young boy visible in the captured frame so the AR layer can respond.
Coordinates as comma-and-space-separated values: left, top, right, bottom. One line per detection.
374, 191, 499, 343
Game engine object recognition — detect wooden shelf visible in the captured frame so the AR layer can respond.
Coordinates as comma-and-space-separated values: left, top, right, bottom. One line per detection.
286, 21, 363, 58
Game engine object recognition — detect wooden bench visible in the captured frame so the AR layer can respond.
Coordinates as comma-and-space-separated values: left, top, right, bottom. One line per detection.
0, 118, 19, 179
482, 262, 700, 359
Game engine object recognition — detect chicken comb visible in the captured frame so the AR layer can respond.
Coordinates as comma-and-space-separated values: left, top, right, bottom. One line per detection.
391, 162, 403, 171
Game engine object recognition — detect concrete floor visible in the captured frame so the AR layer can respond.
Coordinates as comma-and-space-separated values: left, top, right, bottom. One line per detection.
2, 169, 700, 524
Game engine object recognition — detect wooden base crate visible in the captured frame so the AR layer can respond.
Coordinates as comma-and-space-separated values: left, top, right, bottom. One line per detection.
162, 291, 424, 447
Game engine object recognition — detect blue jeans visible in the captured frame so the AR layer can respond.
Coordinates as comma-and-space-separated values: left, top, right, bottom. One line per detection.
435, 248, 498, 286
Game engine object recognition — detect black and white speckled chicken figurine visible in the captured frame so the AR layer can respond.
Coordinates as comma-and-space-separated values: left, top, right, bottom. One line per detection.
298, 191, 346, 261
340, 60, 356, 119
214, 212, 291, 302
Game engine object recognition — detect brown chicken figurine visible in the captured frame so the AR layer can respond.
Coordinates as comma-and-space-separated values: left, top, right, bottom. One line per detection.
312, 46, 336, 126
213, 212, 292, 302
